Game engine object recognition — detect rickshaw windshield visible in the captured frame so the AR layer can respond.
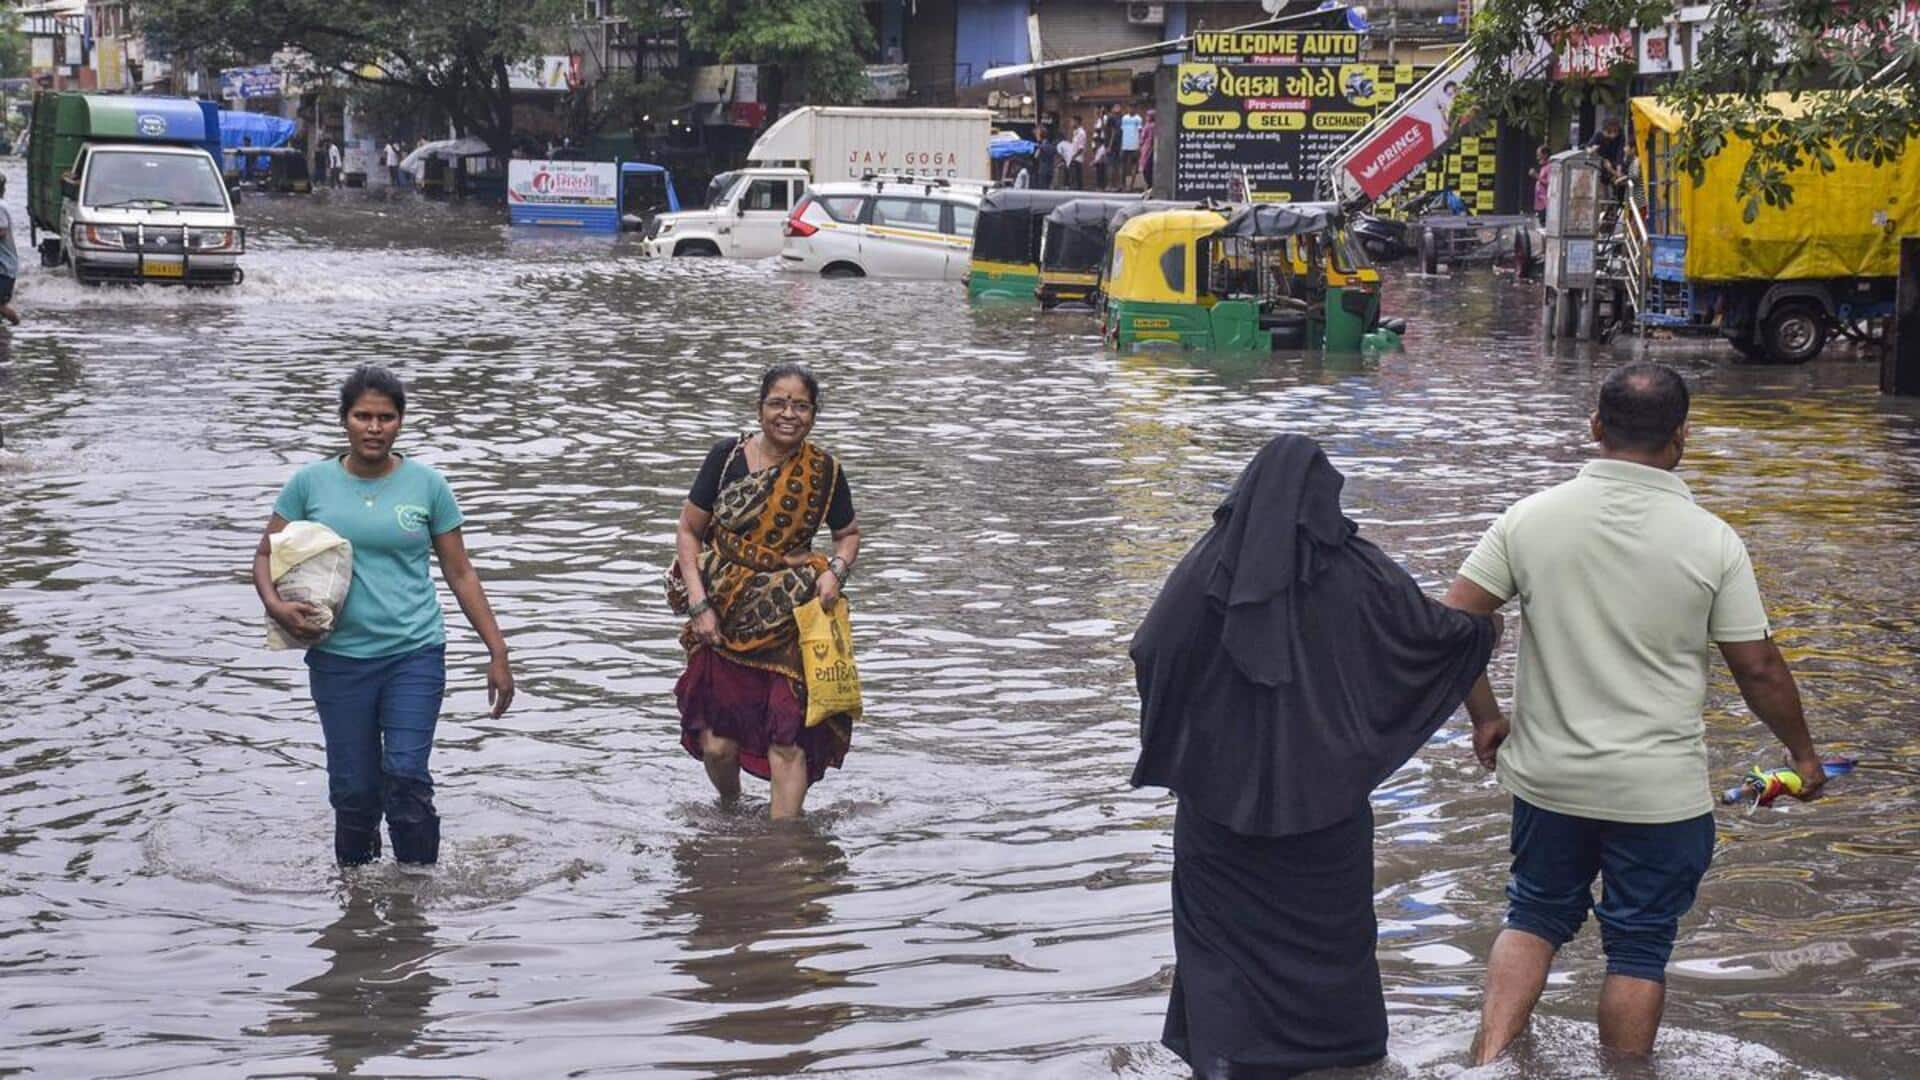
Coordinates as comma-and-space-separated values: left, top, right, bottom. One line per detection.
972, 207, 1036, 263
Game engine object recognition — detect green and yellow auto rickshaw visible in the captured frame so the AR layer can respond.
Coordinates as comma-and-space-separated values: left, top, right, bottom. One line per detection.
967, 189, 1086, 300
1037, 198, 1137, 308
1103, 204, 1402, 352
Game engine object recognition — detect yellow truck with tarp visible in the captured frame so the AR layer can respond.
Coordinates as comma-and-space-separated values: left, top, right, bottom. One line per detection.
1632, 92, 1916, 363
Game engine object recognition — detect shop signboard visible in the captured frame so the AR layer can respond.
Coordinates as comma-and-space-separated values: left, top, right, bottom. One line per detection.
507, 160, 619, 232
220, 65, 282, 100
1554, 30, 1634, 80
1175, 56, 1395, 201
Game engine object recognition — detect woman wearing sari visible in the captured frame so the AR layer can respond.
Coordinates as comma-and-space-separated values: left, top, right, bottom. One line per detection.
1130, 435, 1501, 1078
672, 363, 860, 819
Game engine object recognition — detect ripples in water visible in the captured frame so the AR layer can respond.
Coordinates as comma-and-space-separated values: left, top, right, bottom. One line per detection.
2, 168, 1917, 1077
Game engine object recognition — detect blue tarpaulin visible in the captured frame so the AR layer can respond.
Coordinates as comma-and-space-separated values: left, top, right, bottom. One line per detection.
219, 110, 296, 151
990, 139, 1037, 160
220, 110, 296, 176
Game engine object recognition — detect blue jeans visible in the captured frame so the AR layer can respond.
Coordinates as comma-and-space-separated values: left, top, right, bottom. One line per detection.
306, 644, 446, 866
1504, 796, 1716, 982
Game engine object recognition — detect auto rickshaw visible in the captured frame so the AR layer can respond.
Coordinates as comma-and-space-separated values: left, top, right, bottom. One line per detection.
1104, 204, 1402, 352
1037, 198, 1136, 308
967, 189, 1089, 300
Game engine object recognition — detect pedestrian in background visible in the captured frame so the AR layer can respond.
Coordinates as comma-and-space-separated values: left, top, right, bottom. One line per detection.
326, 140, 343, 187
1121, 104, 1144, 190
672, 363, 861, 820
384, 141, 401, 186
1531, 144, 1552, 224
1139, 109, 1157, 193
0, 175, 21, 325
1443, 363, 1827, 1063
1132, 435, 1500, 1077
1033, 124, 1056, 190
253, 365, 516, 869
1102, 104, 1125, 190
1068, 116, 1088, 189
1091, 128, 1110, 192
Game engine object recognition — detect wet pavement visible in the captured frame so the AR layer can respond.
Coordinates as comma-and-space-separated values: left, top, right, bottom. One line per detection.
3, 164, 1918, 1078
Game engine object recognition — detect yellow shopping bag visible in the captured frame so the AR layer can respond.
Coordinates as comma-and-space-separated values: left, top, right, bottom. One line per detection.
793, 596, 862, 727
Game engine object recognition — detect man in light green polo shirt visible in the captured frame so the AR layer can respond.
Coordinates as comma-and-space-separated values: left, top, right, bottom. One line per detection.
1442, 363, 1826, 1063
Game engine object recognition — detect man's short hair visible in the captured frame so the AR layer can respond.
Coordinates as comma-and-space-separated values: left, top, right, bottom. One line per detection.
1597, 362, 1689, 451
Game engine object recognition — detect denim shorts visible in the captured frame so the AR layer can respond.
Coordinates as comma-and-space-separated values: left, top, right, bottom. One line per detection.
1504, 796, 1716, 982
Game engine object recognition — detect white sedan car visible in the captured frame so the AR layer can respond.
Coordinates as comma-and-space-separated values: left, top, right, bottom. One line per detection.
779, 178, 983, 280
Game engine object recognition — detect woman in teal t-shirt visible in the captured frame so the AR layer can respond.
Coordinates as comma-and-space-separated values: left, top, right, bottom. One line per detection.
252, 365, 515, 869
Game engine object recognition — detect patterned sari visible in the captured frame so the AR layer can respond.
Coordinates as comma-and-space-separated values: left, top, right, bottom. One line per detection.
673, 435, 853, 777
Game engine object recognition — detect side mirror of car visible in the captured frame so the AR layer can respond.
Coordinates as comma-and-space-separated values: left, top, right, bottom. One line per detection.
735, 201, 747, 217
60, 175, 78, 200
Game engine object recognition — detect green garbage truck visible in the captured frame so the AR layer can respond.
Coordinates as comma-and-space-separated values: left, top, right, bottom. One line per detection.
27, 92, 245, 285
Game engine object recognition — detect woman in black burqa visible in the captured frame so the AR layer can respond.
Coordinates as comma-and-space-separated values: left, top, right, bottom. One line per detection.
1130, 435, 1500, 1079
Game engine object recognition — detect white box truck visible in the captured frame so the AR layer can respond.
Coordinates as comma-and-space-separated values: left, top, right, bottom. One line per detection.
645, 107, 992, 259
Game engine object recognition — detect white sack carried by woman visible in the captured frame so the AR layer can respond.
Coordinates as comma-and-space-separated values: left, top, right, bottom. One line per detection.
266, 521, 353, 650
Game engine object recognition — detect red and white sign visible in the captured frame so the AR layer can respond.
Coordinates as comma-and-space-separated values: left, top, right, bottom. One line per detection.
1339, 70, 1465, 201
507, 160, 616, 206
1554, 30, 1634, 80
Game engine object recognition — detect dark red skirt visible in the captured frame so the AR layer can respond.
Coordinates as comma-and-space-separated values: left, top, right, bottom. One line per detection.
676, 648, 848, 785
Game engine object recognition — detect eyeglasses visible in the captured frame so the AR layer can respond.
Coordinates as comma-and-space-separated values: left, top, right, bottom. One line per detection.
761, 398, 816, 416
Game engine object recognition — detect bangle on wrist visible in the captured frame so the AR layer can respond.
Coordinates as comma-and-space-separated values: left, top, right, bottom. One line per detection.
687, 597, 712, 618
827, 556, 851, 583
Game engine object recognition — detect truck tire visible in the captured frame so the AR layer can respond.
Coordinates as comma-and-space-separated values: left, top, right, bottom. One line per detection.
673, 240, 720, 257
1759, 302, 1828, 364
1419, 227, 1440, 275
40, 239, 63, 269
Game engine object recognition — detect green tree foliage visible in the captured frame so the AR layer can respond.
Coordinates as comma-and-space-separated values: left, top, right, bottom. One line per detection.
137, 0, 572, 157
1466, 0, 1920, 219
0, 7, 27, 80
674, 0, 875, 108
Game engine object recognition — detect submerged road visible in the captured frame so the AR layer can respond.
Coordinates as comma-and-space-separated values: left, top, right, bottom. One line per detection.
3, 169, 1918, 1077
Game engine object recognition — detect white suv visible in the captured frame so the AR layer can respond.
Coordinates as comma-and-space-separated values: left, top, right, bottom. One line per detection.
779, 177, 985, 280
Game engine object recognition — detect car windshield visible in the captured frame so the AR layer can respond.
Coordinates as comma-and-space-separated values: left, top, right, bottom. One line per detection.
85, 152, 228, 209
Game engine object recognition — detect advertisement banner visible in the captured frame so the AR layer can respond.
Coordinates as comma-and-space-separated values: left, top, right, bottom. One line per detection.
509, 55, 580, 92
1338, 66, 1470, 201
220, 65, 282, 100
1175, 59, 1394, 201
507, 160, 620, 231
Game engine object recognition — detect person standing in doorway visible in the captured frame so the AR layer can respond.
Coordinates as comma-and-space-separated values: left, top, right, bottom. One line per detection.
1068, 116, 1088, 189
254, 365, 516, 869
1443, 363, 1828, 1063
326, 139, 344, 187
1033, 124, 1056, 190
1121, 104, 1144, 191
0, 175, 22, 326
1139, 109, 1157, 194
1531, 144, 1552, 224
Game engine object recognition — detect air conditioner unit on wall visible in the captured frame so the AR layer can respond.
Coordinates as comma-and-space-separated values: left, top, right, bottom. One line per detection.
1127, 4, 1166, 26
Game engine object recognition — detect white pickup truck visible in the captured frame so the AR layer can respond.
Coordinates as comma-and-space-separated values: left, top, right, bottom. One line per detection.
644, 168, 808, 259
646, 106, 991, 260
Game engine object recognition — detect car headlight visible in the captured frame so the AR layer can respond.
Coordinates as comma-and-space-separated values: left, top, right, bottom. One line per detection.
73, 224, 128, 250
189, 228, 241, 253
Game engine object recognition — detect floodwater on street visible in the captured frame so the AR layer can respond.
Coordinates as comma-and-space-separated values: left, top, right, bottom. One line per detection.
3, 163, 1919, 1079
